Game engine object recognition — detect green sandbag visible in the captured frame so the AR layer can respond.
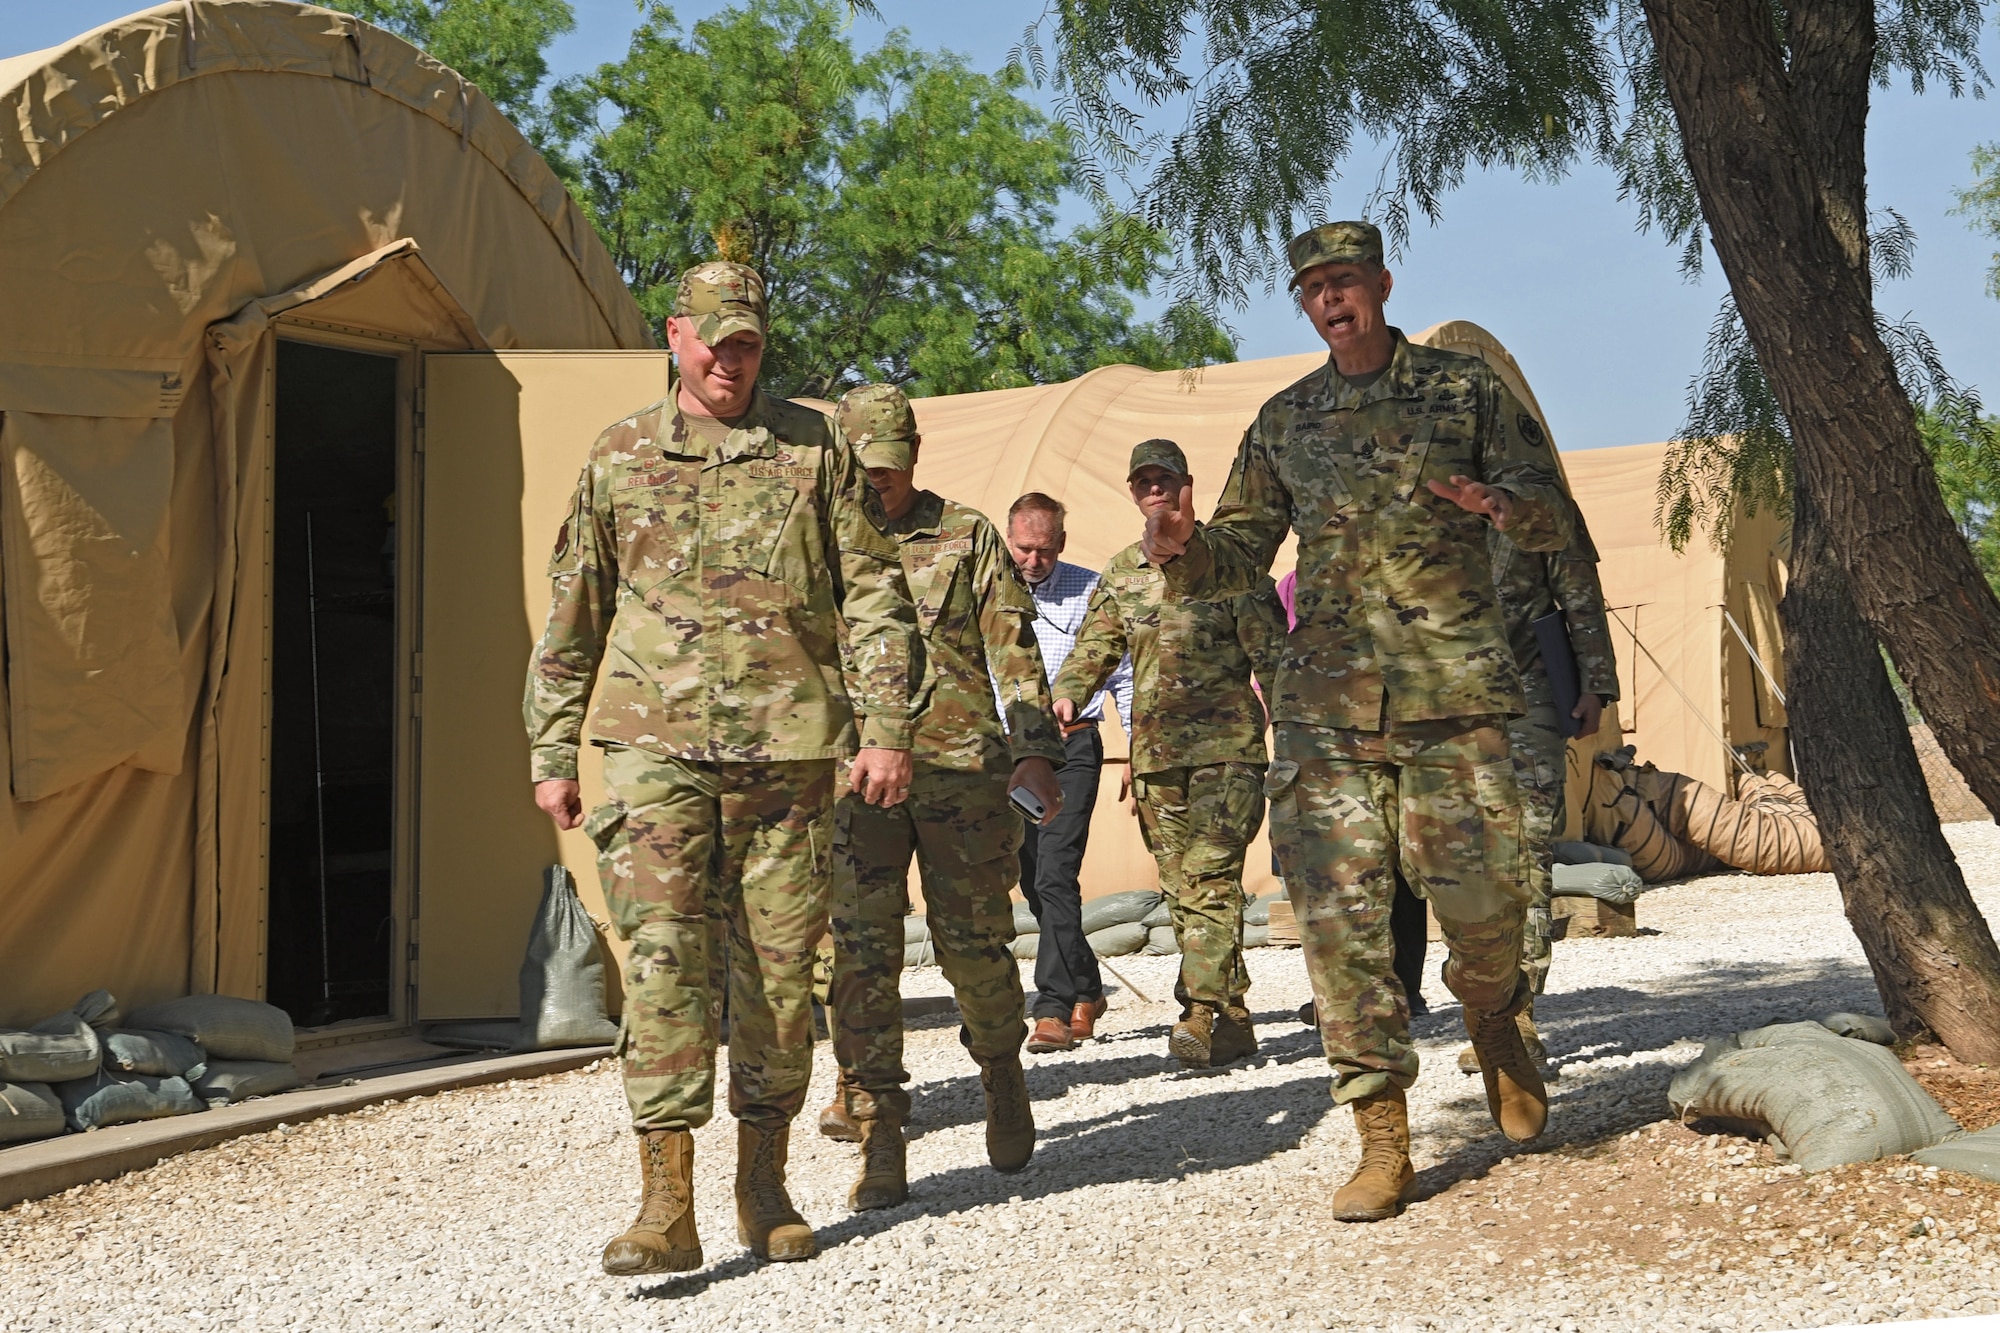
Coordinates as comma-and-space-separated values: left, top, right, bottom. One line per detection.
1011, 901, 1039, 936
0, 1082, 65, 1144
0, 1009, 101, 1085
1080, 890, 1164, 935
1086, 922, 1148, 957
1009, 933, 1039, 960
1142, 925, 1179, 956
903, 915, 930, 945
58, 1070, 202, 1132
1243, 923, 1271, 949
1141, 901, 1173, 930
1821, 1012, 1897, 1045
1553, 840, 1635, 867
1551, 862, 1647, 905
127, 994, 296, 1062
1667, 1022, 1959, 1170
1914, 1125, 2000, 1183
1244, 892, 1283, 926
104, 1029, 208, 1079
193, 1061, 302, 1106
901, 939, 939, 968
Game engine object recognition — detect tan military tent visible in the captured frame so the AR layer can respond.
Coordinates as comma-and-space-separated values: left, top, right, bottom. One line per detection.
899, 324, 1793, 899
0, 0, 671, 1030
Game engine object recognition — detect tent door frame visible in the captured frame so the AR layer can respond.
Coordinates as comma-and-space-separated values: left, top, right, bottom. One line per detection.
266, 321, 424, 1047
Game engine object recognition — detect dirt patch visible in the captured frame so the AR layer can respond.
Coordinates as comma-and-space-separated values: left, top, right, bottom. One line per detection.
1904, 1042, 2000, 1133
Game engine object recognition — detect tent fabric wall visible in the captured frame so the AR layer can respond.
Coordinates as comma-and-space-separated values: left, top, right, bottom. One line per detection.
0, 2, 650, 1028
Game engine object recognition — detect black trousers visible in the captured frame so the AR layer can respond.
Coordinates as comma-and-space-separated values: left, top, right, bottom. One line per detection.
1018, 726, 1105, 1020
1390, 869, 1429, 1007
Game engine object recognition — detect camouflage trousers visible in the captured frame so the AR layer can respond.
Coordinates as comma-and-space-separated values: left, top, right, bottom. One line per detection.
1510, 699, 1566, 994
817, 767, 1027, 1121
586, 745, 834, 1131
1132, 761, 1264, 1006
1267, 717, 1529, 1105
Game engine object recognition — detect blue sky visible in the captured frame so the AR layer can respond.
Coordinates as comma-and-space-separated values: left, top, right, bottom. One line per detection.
6, 0, 1996, 449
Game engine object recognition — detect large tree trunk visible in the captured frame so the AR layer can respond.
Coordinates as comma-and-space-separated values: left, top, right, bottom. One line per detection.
1785, 486, 2000, 1061
1641, 0, 2000, 822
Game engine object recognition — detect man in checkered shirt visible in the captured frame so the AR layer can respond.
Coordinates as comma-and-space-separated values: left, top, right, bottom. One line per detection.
1000, 493, 1134, 1053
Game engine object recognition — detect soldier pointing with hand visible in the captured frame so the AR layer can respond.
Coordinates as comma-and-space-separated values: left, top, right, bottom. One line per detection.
1143, 221, 1572, 1222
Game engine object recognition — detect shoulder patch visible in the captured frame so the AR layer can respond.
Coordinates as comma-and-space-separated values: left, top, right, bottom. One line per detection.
1517, 413, 1547, 449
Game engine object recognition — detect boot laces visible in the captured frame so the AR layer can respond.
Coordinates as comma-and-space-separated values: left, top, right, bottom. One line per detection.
1473, 1009, 1532, 1079
984, 1060, 1029, 1133
859, 1120, 900, 1176
1352, 1100, 1406, 1176
636, 1137, 688, 1227
747, 1131, 794, 1219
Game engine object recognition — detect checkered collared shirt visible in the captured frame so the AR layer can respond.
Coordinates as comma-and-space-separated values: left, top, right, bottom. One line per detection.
1008, 559, 1133, 732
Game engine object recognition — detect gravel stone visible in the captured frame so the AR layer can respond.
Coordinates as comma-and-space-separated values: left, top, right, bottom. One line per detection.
8, 824, 2000, 1331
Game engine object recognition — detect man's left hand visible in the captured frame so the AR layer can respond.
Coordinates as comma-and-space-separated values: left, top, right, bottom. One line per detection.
1572, 692, 1604, 739
851, 747, 913, 807
1426, 474, 1515, 529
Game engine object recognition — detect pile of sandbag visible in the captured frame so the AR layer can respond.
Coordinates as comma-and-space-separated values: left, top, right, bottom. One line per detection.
903, 888, 1285, 967
1583, 746, 1829, 882
0, 991, 301, 1146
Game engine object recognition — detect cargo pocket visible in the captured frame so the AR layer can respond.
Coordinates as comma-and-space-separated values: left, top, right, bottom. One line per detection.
1472, 758, 1525, 886
581, 800, 626, 855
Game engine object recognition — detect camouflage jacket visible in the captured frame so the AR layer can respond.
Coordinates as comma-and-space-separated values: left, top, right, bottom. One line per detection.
1163, 330, 1572, 736
1051, 543, 1287, 776
1491, 501, 1619, 710
855, 490, 1065, 774
524, 389, 917, 779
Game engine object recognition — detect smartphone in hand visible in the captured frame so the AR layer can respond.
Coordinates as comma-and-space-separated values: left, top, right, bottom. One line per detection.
1009, 785, 1047, 822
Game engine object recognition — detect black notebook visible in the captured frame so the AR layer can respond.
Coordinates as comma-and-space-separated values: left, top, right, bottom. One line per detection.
1532, 609, 1583, 739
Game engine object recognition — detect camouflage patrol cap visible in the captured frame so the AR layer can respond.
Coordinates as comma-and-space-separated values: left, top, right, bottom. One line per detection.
1285, 221, 1385, 289
1127, 437, 1190, 481
839, 383, 918, 470
674, 261, 767, 345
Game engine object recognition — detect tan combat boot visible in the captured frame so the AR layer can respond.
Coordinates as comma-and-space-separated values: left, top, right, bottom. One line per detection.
818, 1073, 861, 1142
1330, 1085, 1417, 1222
847, 1090, 908, 1212
601, 1128, 703, 1275
734, 1121, 817, 1261
1456, 1002, 1550, 1075
975, 1051, 1036, 1173
1466, 999, 1550, 1143
1210, 998, 1259, 1066
1169, 1001, 1218, 1068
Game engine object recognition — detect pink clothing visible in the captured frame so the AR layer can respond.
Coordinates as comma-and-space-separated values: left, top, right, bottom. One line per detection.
1276, 569, 1299, 631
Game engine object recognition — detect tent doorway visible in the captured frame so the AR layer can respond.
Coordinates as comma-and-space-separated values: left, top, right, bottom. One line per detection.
267, 339, 409, 1027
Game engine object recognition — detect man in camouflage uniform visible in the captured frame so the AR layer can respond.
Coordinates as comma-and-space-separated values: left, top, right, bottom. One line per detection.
1142, 221, 1572, 1222
810, 384, 1066, 1210
525, 263, 919, 1274
1452, 492, 1618, 1073
1051, 438, 1288, 1070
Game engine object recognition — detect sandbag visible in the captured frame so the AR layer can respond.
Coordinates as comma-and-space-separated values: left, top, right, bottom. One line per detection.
1243, 923, 1271, 949
904, 916, 930, 946
0, 1008, 102, 1084
1086, 922, 1148, 957
1551, 862, 1648, 905
1553, 840, 1633, 867
127, 995, 295, 1062
0, 1082, 65, 1144
1914, 1125, 2000, 1183
71, 989, 121, 1029
1638, 766, 1827, 875
58, 1070, 202, 1132
902, 940, 938, 968
1667, 1022, 1959, 1170
1141, 901, 1174, 930
1244, 892, 1283, 926
1821, 1012, 1897, 1045
1009, 933, 1039, 960
515, 866, 619, 1051
1080, 890, 1164, 935
103, 1029, 207, 1079
193, 1060, 302, 1106
1011, 901, 1039, 936
1143, 925, 1179, 956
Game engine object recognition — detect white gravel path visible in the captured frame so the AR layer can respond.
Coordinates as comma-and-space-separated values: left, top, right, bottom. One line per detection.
8, 825, 2000, 1332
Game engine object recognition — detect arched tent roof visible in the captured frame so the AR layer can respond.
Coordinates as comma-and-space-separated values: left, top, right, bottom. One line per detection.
0, 0, 648, 416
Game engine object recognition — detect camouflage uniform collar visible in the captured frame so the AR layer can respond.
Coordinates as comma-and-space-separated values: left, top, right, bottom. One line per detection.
668, 387, 781, 463
886, 489, 948, 540
1313, 326, 1415, 411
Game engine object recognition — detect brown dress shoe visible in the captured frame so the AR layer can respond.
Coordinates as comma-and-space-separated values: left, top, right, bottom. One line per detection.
734, 1121, 817, 1262
1070, 997, 1107, 1041
1025, 1017, 1074, 1053
1331, 1086, 1416, 1222
601, 1128, 703, 1274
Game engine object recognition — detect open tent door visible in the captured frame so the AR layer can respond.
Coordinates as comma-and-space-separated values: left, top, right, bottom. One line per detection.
417, 351, 671, 1020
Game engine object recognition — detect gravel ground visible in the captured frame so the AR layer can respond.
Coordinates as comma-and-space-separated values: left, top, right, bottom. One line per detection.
9, 825, 2000, 1332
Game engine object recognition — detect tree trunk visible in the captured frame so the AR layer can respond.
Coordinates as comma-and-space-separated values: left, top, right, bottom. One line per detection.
1641, 0, 2000, 823
1784, 485, 2000, 1061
